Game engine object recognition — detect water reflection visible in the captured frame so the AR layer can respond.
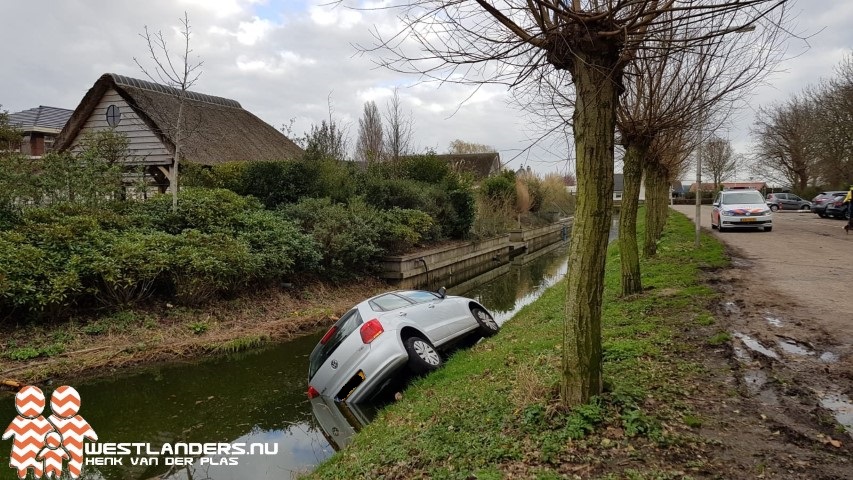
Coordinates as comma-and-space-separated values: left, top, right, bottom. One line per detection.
1, 220, 614, 479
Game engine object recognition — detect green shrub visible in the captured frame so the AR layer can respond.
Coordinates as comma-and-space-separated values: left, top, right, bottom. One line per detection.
280, 198, 384, 279
169, 230, 258, 305
376, 208, 438, 253
80, 229, 174, 307
238, 161, 314, 208
481, 170, 517, 203
399, 154, 452, 184
235, 210, 321, 278
138, 188, 262, 234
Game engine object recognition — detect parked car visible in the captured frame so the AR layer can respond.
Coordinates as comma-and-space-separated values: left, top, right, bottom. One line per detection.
811, 191, 847, 218
824, 194, 850, 220
307, 288, 499, 403
765, 192, 811, 211
712, 189, 773, 232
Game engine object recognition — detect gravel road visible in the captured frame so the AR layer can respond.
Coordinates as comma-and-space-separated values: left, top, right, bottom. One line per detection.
671, 204, 853, 441
672, 205, 853, 344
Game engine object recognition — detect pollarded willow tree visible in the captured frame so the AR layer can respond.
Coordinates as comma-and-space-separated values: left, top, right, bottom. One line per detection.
354, 0, 791, 406
618, 11, 785, 284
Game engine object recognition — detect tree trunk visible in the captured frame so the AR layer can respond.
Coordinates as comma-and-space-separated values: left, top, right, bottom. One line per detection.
619, 142, 646, 296
562, 51, 619, 406
643, 159, 669, 257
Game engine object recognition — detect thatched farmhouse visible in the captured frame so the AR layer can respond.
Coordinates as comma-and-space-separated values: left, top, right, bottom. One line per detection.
56, 73, 303, 190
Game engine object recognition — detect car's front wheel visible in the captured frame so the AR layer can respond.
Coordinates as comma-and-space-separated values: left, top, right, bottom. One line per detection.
769, 204, 779, 212
800, 205, 810, 211
471, 306, 500, 337
404, 336, 442, 374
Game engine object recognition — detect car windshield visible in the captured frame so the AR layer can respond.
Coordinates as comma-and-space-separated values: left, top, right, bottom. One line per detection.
308, 308, 363, 379
722, 192, 765, 205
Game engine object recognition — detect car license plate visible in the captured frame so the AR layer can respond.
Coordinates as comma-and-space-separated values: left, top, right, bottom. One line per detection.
741, 218, 756, 223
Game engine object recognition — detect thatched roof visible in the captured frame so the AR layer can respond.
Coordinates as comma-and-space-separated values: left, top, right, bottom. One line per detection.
56, 73, 302, 165
435, 153, 501, 181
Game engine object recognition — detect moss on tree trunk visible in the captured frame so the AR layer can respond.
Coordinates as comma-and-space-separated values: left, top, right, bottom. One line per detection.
562, 50, 619, 406
619, 143, 646, 296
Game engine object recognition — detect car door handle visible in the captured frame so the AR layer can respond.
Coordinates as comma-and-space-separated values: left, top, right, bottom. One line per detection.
399, 312, 407, 316
428, 304, 435, 309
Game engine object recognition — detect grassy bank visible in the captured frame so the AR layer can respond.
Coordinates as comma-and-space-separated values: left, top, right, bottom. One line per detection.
311, 212, 731, 479
0, 279, 386, 385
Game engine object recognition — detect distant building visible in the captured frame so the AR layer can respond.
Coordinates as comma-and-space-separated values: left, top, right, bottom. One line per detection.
613, 173, 646, 201
688, 181, 767, 192
56, 73, 303, 191
440, 152, 501, 182
722, 181, 766, 191
7, 106, 73, 157
688, 182, 717, 193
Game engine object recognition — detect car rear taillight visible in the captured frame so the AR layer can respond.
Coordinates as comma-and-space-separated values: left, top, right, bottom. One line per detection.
360, 319, 384, 344
320, 326, 337, 345
307, 385, 320, 399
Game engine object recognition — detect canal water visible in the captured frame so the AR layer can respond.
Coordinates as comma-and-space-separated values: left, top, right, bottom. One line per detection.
0, 232, 603, 480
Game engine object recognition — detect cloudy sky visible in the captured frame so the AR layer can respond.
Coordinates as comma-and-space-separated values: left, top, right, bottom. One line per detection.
1, 1, 850, 178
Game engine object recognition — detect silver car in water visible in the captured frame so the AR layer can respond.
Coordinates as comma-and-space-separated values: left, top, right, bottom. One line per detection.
307, 288, 499, 403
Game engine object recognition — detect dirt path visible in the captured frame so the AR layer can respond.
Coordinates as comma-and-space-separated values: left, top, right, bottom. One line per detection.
673, 205, 853, 447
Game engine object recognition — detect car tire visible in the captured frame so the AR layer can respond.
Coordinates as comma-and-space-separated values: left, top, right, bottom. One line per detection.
769, 204, 779, 212
818, 213, 826, 218
471, 306, 500, 337
763, 227, 772, 232
800, 205, 810, 211
403, 336, 442, 375
718, 225, 728, 233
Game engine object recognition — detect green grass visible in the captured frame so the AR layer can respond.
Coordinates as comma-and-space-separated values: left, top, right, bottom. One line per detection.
310, 211, 728, 479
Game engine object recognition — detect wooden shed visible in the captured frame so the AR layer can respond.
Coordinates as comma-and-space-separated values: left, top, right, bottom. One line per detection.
56, 73, 303, 190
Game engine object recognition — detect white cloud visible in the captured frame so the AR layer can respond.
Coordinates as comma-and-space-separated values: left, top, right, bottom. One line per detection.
309, 4, 362, 29
236, 17, 274, 45
0, 0, 850, 176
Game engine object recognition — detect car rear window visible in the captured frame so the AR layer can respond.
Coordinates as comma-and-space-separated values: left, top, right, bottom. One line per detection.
369, 294, 413, 312
398, 290, 440, 304
723, 192, 765, 205
308, 308, 363, 379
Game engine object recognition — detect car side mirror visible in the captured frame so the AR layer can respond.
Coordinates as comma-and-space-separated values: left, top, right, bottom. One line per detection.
712, 202, 720, 207
437, 286, 446, 299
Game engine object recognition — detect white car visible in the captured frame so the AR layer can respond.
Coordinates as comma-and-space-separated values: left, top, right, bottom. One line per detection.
307, 288, 499, 403
711, 189, 773, 232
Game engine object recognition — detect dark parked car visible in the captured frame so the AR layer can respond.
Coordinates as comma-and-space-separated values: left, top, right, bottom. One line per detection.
824, 195, 850, 220
811, 191, 847, 217
765, 192, 811, 211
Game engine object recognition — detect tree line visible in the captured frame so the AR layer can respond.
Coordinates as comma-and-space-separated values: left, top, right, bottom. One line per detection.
751, 53, 853, 192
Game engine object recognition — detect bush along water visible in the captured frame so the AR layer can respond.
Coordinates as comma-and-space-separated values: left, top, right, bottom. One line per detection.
1, 160, 478, 321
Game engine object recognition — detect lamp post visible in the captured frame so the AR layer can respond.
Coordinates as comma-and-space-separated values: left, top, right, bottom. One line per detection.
695, 144, 702, 247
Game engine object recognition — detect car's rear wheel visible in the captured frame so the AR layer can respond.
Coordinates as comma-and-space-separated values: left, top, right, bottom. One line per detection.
471, 306, 499, 337
404, 336, 442, 374
800, 205, 810, 211
769, 204, 779, 212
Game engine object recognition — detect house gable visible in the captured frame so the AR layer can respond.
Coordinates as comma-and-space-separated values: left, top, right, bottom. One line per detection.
73, 87, 172, 165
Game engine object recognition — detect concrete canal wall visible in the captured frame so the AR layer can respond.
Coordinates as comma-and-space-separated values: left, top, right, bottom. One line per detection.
379, 218, 572, 289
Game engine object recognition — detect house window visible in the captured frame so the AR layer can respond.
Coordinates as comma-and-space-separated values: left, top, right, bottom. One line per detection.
106, 105, 122, 127
614, 192, 623, 200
